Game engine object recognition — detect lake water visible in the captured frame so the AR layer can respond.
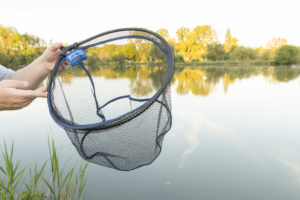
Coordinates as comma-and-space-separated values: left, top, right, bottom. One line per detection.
1, 65, 300, 200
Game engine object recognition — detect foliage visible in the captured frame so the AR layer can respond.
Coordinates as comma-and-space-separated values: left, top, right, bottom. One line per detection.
122, 43, 137, 61
175, 27, 191, 62
0, 25, 46, 68
86, 53, 101, 71
266, 37, 287, 58
206, 43, 228, 61
112, 52, 126, 63
150, 44, 165, 61
175, 25, 217, 62
174, 54, 184, 62
258, 47, 272, 60
229, 46, 259, 61
0, 52, 9, 66
0, 140, 88, 200
1, 24, 299, 68
156, 29, 169, 40
275, 45, 300, 65
224, 28, 238, 53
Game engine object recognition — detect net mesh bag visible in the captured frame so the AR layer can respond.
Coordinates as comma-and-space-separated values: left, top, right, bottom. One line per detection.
47, 28, 174, 171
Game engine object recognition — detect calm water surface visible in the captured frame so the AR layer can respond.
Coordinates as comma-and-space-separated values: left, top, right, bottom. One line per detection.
1, 65, 300, 200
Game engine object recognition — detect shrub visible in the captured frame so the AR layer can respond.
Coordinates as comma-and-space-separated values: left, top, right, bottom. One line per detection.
275, 45, 300, 65
112, 52, 126, 63
206, 43, 227, 61
0, 53, 9, 66
174, 54, 184, 62
229, 46, 259, 61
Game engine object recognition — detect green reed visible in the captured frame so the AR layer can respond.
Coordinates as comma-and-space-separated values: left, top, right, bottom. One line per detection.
0, 140, 88, 200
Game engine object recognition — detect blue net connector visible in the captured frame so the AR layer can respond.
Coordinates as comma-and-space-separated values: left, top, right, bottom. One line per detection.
66, 49, 88, 66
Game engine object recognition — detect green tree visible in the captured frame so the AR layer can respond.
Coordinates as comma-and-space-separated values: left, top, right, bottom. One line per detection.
257, 46, 272, 60
112, 52, 126, 63
229, 46, 259, 61
174, 54, 184, 62
206, 43, 227, 61
87, 53, 100, 69
10, 54, 26, 69
0, 52, 9, 66
275, 45, 300, 65
261, 49, 272, 60
224, 28, 238, 53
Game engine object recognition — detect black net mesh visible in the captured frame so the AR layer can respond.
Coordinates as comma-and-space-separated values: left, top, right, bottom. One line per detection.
48, 28, 174, 171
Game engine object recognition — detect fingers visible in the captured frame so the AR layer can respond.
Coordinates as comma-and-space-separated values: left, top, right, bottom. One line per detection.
1, 80, 47, 98
15, 86, 48, 98
49, 42, 63, 52
0, 83, 47, 111
1, 80, 28, 89
58, 61, 69, 72
13, 87, 47, 110
9, 99, 34, 110
34, 86, 48, 97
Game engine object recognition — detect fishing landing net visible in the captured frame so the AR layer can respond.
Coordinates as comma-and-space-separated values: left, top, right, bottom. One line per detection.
47, 28, 174, 171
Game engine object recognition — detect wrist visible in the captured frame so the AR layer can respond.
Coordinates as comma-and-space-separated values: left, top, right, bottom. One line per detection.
38, 54, 55, 74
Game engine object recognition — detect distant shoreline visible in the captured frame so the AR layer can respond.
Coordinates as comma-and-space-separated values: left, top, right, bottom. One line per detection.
103, 60, 282, 67
7, 60, 300, 71
95, 60, 278, 66
174, 60, 276, 67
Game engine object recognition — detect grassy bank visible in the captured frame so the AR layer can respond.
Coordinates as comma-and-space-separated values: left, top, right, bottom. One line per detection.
0, 140, 88, 200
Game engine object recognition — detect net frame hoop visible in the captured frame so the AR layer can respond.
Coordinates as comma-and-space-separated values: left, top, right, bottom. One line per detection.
47, 28, 174, 131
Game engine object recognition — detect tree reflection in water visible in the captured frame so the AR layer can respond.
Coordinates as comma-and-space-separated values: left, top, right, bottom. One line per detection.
57, 64, 300, 97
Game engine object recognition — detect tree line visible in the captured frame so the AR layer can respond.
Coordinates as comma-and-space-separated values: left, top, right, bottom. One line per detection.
1, 24, 300, 69
0, 25, 46, 69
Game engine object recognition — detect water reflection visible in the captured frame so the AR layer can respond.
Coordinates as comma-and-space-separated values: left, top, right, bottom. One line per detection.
58, 64, 300, 97
1, 65, 300, 199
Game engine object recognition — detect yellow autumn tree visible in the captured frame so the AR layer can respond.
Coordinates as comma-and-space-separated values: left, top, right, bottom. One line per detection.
266, 37, 287, 58
189, 25, 217, 61
156, 29, 169, 40
0, 25, 25, 57
176, 26, 217, 62
224, 28, 238, 53
175, 27, 191, 62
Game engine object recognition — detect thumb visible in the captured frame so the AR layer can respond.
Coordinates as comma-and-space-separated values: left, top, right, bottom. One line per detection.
1, 80, 28, 89
49, 42, 63, 52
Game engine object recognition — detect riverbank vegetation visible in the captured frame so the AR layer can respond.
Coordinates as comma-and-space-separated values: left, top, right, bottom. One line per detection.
0, 140, 88, 200
1, 24, 300, 69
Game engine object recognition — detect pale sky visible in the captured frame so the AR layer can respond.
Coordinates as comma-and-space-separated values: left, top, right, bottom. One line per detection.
0, 0, 299, 47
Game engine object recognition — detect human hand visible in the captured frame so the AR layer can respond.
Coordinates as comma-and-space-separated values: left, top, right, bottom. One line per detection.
0, 80, 47, 111
40, 43, 63, 72
41, 43, 69, 72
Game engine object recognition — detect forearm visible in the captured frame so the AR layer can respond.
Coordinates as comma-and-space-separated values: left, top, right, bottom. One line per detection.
11, 56, 52, 90
10, 43, 62, 90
